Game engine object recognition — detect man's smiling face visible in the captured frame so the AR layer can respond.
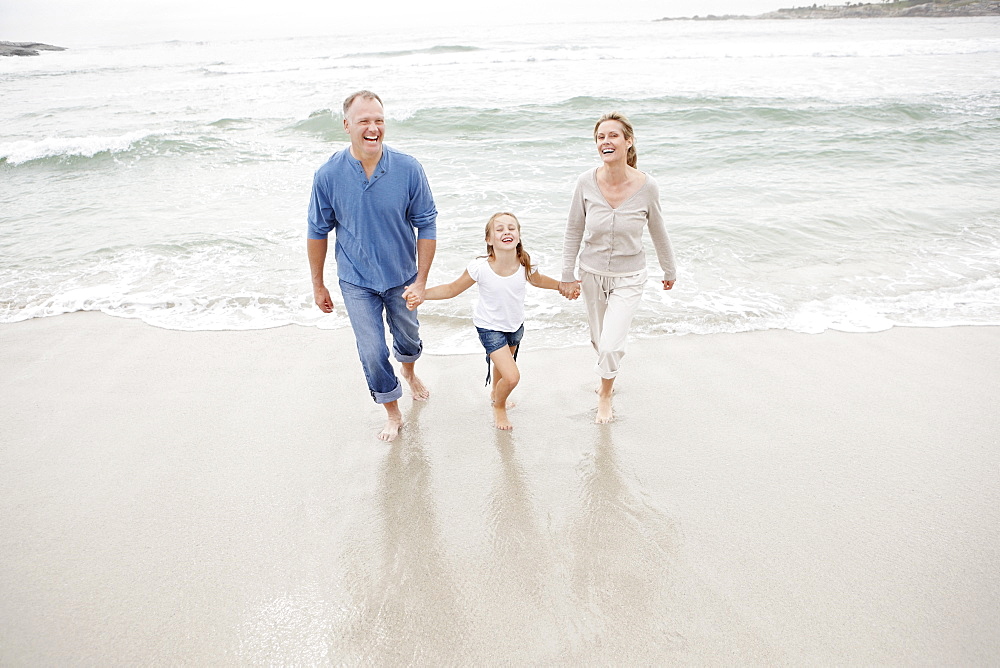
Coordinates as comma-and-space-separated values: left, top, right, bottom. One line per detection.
344, 96, 385, 163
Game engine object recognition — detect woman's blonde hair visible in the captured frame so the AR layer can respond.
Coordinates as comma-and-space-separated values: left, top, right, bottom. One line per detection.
483, 212, 533, 279
594, 111, 637, 168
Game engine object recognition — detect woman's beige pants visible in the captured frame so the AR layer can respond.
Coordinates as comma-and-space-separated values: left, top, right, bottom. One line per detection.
580, 270, 646, 379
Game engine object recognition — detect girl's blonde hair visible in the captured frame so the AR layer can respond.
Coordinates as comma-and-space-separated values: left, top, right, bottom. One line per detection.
483, 212, 533, 279
594, 111, 637, 168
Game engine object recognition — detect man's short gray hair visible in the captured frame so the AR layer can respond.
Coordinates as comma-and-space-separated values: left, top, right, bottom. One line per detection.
343, 90, 383, 117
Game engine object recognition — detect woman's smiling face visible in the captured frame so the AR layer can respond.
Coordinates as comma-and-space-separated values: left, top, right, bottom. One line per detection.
595, 119, 631, 164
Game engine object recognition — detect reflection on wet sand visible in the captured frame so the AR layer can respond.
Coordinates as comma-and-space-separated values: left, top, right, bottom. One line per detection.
487, 433, 548, 599
334, 405, 470, 664
332, 413, 776, 663
236, 585, 339, 664
567, 424, 686, 662
482, 432, 567, 660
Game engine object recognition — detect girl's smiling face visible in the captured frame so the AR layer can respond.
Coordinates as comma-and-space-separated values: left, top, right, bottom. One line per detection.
486, 214, 520, 252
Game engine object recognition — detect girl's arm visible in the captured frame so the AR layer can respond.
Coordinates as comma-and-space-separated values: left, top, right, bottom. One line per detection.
426, 270, 475, 300
407, 270, 475, 310
528, 272, 561, 291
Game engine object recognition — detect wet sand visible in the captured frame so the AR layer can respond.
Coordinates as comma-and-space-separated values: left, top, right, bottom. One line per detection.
1, 312, 998, 664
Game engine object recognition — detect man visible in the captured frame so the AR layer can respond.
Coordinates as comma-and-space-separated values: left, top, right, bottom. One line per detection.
307, 90, 437, 442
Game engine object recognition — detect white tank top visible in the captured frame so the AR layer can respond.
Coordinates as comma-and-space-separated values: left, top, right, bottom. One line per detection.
466, 256, 536, 332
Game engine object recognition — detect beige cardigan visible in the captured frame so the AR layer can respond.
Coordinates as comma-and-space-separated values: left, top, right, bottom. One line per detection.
561, 168, 676, 283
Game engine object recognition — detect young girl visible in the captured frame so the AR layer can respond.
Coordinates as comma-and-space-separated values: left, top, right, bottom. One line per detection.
406, 212, 563, 430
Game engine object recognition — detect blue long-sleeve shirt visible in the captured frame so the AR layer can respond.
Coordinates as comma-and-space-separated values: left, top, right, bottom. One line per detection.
307, 145, 437, 292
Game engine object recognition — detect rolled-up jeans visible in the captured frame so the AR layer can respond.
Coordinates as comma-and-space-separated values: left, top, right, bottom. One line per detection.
339, 277, 422, 404
580, 269, 646, 379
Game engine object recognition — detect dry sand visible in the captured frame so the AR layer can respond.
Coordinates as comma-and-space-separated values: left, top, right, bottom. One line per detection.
1, 312, 998, 665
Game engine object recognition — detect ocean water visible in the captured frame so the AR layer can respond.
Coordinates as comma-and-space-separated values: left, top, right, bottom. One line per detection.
2, 18, 999, 354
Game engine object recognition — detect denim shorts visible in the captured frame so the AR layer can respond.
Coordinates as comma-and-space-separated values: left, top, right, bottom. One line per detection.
476, 324, 524, 385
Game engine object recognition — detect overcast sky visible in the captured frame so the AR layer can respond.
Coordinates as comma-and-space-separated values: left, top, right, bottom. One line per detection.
2, 0, 792, 46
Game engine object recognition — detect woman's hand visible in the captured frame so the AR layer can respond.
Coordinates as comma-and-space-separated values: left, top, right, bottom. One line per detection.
559, 281, 581, 300
663, 280, 675, 290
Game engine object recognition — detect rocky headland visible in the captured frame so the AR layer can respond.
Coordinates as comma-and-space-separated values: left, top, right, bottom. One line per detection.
659, 0, 1000, 20
1, 41, 67, 57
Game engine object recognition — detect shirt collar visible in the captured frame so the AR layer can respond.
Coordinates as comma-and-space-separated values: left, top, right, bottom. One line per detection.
344, 145, 390, 172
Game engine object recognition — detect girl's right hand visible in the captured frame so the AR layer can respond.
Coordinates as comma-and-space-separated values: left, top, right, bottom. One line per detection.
402, 284, 423, 310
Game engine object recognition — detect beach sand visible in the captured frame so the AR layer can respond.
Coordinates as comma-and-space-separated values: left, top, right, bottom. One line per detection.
1, 312, 998, 665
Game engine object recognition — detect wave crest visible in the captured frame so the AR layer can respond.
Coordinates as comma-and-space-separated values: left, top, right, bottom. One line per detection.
0, 130, 155, 166
339, 44, 481, 59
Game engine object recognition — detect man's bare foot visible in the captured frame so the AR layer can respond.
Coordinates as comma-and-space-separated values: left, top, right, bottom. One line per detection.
378, 401, 404, 441
493, 404, 513, 430
378, 415, 403, 441
400, 365, 430, 401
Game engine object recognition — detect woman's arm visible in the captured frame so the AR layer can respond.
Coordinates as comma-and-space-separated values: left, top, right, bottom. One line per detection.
561, 177, 588, 283
644, 179, 676, 285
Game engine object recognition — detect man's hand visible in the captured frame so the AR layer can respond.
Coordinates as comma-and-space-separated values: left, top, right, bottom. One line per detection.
307, 238, 333, 312
313, 285, 334, 313
402, 282, 426, 311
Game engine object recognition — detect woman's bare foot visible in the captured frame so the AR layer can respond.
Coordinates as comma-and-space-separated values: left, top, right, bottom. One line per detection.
595, 378, 615, 424
595, 393, 614, 424
400, 364, 430, 401
493, 404, 513, 430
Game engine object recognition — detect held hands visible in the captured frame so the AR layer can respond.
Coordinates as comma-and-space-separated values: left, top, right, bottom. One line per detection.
556, 279, 672, 297
402, 283, 425, 311
558, 281, 581, 300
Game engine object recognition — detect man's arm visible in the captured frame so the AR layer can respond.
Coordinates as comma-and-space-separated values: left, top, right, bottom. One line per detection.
403, 238, 436, 307
307, 237, 334, 313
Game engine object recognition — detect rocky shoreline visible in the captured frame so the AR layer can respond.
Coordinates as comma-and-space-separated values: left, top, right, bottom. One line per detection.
659, 0, 1000, 20
1, 41, 67, 57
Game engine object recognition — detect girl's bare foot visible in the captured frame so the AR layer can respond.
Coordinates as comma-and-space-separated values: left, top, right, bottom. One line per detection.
490, 391, 516, 410
493, 404, 513, 430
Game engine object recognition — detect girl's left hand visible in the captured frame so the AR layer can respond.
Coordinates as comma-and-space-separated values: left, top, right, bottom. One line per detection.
663, 280, 675, 290
559, 281, 581, 300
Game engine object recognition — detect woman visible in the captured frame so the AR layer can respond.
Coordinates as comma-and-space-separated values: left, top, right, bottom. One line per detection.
560, 111, 677, 423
